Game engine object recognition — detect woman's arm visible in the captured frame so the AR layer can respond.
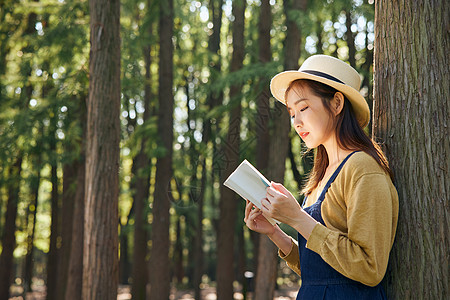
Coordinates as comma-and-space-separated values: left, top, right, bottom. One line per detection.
306, 174, 398, 286
244, 200, 301, 275
266, 223, 294, 255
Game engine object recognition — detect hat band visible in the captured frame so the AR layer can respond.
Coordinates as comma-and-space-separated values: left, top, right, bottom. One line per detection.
302, 70, 344, 85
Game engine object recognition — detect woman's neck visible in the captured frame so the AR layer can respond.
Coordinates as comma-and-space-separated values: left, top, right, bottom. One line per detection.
323, 136, 353, 167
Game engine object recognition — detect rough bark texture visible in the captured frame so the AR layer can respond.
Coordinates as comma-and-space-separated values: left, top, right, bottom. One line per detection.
254, 1, 304, 299
23, 151, 41, 293
65, 98, 86, 300
56, 158, 76, 299
148, 0, 174, 299
216, 1, 245, 299
82, 0, 121, 298
46, 123, 60, 300
0, 157, 22, 300
251, 0, 272, 285
256, 0, 271, 172
345, 10, 356, 69
373, 1, 449, 299
131, 40, 152, 299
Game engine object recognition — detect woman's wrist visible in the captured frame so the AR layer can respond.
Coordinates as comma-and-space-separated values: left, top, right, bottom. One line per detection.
291, 209, 319, 241
266, 225, 293, 255
266, 224, 281, 239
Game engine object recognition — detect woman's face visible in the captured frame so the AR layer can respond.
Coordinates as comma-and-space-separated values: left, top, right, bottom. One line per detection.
286, 84, 335, 149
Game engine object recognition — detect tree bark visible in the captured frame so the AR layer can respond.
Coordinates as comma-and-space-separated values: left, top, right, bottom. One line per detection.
251, 0, 272, 286
192, 2, 224, 299
345, 9, 356, 68
0, 157, 22, 300
131, 20, 153, 296
46, 117, 60, 300
82, 0, 121, 297
23, 149, 42, 294
373, 1, 449, 299
65, 97, 86, 300
288, 138, 302, 191
216, 1, 246, 300
148, 0, 174, 299
256, 0, 271, 172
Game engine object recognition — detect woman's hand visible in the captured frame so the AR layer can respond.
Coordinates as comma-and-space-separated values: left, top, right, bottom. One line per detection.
261, 181, 303, 227
244, 200, 277, 236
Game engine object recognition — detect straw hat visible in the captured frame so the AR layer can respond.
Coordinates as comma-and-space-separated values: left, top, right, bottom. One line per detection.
270, 55, 370, 128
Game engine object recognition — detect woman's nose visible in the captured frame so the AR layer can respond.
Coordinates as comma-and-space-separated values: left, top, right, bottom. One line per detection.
292, 114, 302, 128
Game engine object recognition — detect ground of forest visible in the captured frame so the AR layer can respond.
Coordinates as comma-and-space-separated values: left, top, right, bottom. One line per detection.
9, 284, 299, 299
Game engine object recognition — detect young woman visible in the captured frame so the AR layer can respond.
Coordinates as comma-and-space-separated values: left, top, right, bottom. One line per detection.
244, 55, 398, 299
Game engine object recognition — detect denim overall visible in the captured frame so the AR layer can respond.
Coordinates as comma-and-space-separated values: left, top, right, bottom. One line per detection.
297, 151, 387, 299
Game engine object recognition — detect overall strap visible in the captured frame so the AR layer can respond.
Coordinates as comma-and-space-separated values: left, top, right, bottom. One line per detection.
316, 151, 359, 203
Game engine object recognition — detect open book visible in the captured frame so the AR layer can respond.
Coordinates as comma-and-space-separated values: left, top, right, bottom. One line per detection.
223, 160, 280, 225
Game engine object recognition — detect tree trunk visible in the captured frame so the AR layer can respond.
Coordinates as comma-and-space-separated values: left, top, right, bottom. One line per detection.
345, 9, 356, 68
373, 1, 449, 299
46, 118, 60, 300
23, 150, 42, 293
254, 1, 305, 299
251, 0, 272, 286
193, 3, 224, 298
0, 157, 22, 300
216, 1, 245, 299
82, 0, 121, 297
131, 139, 151, 300
131, 56, 152, 300
288, 138, 302, 191
148, 0, 174, 299
56, 156, 77, 299
65, 97, 86, 300
256, 0, 271, 172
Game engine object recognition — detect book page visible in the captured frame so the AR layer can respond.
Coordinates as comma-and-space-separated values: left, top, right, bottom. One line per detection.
223, 160, 280, 225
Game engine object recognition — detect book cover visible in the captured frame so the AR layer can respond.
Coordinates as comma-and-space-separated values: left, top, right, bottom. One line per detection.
223, 160, 280, 225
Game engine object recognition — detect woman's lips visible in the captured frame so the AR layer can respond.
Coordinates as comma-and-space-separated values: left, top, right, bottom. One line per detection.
299, 132, 309, 139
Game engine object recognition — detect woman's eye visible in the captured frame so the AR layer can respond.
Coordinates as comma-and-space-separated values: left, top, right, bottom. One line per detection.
300, 106, 309, 112
290, 114, 295, 119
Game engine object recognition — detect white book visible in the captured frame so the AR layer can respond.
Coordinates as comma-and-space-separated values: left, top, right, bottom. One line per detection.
223, 160, 280, 225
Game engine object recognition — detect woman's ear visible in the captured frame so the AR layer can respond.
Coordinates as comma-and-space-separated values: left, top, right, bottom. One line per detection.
331, 92, 345, 116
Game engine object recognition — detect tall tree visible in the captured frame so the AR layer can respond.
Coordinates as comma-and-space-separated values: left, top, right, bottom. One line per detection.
373, 1, 449, 299
131, 18, 153, 299
0, 5, 37, 297
65, 97, 87, 300
23, 132, 42, 294
148, 0, 174, 298
345, 9, 356, 68
252, 0, 272, 282
193, 2, 224, 299
46, 111, 60, 300
0, 157, 22, 300
216, 1, 246, 299
254, 0, 305, 299
82, 0, 121, 298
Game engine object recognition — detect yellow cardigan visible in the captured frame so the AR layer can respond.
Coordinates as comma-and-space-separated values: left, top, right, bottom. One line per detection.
279, 151, 399, 287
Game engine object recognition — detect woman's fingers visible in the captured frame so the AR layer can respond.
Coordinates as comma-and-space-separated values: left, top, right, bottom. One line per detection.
246, 208, 262, 229
244, 200, 253, 221
261, 197, 271, 212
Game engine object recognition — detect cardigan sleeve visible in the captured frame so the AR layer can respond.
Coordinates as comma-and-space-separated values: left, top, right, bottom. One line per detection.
278, 237, 301, 276
306, 173, 397, 286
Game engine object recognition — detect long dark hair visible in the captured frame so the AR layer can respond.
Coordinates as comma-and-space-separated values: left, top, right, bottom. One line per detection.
285, 79, 393, 196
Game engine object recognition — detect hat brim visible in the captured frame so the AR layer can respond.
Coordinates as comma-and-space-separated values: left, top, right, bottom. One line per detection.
270, 71, 370, 128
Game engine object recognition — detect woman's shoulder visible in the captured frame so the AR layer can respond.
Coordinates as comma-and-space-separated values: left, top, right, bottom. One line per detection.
336, 151, 397, 199
343, 151, 387, 177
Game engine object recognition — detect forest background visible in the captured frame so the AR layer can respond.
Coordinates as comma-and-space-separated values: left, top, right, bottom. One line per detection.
0, 0, 448, 299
